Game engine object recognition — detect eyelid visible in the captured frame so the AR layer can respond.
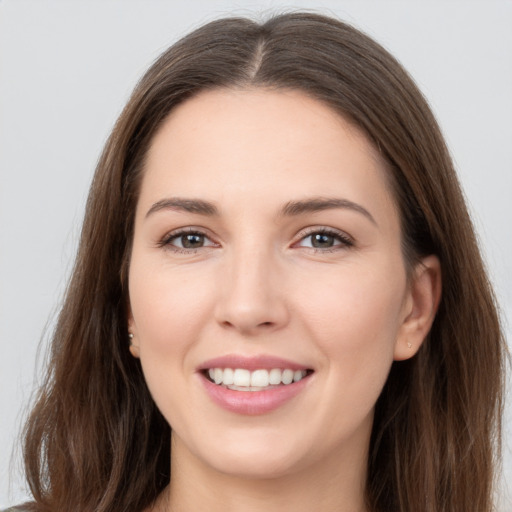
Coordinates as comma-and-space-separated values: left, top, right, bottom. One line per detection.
156, 225, 354, 253
292, 226, 354, 250
157, 226, 219, 251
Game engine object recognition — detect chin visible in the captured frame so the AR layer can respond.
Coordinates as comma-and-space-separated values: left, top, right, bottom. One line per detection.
180, 427, 313, 480
211, 450, 306, 480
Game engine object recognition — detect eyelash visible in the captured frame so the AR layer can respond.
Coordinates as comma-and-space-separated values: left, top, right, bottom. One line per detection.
158, 227, 354, 254
295, 227, 354, 253
157, 227, 217, 254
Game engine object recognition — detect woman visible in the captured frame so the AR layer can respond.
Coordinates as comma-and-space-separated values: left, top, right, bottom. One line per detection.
9, 12, 506, 512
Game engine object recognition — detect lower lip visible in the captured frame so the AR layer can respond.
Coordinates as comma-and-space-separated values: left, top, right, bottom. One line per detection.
200, 374, 310, 415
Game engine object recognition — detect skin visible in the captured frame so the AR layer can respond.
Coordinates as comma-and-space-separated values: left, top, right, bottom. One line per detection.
128, 88, 441, 512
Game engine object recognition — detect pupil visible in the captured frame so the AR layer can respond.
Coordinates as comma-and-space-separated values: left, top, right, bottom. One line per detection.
312, 233, 333, 248
182, 234, 204, 248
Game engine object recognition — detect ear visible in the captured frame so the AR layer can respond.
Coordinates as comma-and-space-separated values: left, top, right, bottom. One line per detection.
127, 308, 140, 359
394, 255, 442, 361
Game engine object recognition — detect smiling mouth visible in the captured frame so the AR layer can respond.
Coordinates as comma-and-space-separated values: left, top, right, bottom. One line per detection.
204, 368, 314, 391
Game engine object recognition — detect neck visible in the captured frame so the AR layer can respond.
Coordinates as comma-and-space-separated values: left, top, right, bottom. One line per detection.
160, 431, 369, 512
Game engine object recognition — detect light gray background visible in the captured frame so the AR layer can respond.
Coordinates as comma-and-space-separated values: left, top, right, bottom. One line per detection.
1, 0, 511, 508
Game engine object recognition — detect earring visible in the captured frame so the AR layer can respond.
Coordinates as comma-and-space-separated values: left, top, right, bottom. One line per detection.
128, 332, 140, 358
407, 342, 412, 349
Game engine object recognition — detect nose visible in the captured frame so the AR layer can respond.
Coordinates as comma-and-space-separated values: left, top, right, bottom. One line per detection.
214, 246, 290, 336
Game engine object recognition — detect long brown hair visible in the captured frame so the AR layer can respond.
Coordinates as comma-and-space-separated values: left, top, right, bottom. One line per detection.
22, 12, 506, 512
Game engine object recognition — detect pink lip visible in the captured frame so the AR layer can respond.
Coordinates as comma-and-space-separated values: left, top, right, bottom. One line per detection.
200, 374, 311, 415
197, 354, 313, 416
198, 354, 310, 372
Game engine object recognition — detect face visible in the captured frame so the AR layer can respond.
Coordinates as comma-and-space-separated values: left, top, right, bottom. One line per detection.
128, 88, 418, 479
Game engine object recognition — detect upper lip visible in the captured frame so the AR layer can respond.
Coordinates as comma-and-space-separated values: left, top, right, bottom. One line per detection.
197, 354, 312, 372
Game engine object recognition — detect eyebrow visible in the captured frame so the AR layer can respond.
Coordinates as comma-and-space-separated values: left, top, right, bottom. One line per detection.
145, 195, 376, 226
146, 198, 219, 218
281, 197, 377, 225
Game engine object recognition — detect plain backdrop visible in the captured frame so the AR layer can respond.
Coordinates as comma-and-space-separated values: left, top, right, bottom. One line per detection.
1, 0, 511, 508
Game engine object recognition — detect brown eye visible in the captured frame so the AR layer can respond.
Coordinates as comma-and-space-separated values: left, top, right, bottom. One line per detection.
179, 233, 205, 248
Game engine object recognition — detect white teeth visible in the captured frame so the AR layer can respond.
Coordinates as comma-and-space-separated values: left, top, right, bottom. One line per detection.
233, 369, 251, 387
223, 367, 234, 385
251, 369, 269, 387
214, 368, 223, 385
206, 367, 308, 389
269, 368, 282, 385
282, 369, 294, 385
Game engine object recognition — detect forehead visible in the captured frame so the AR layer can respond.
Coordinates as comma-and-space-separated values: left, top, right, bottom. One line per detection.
139, 88, 398, 228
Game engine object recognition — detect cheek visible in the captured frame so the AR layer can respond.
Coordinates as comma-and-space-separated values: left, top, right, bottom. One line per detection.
128, 263, 214, 424
128, 268, 213, 426
129, 262, 213, 354
295, 267, 405, 444
296, 263, 406, 383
